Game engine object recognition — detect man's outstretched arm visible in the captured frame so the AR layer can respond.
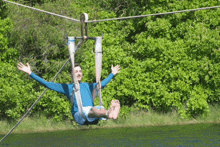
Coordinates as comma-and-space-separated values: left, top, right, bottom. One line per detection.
17, 62, 70, 95
100, 65, 121, 88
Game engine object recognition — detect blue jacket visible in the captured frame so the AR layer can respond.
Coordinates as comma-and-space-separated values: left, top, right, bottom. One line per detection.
30, 73, 114, 115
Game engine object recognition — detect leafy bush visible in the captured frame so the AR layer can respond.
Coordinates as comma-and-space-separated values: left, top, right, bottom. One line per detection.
1, 0, 220, 121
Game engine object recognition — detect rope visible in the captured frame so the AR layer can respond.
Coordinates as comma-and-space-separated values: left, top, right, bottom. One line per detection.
0, 40, 83, 143
2, 0, 80, 22
0, 58, 70, 143
86, 6, 220, 23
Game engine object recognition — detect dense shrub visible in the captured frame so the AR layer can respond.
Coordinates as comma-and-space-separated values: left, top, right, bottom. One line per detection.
1, 0, 220, 120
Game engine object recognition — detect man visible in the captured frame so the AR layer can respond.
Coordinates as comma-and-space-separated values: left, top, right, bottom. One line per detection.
17, 62, 121, 125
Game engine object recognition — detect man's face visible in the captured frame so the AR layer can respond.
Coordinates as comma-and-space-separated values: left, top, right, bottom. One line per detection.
74, 66, 83, 81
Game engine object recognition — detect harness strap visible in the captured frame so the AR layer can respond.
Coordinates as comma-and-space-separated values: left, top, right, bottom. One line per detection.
92, 37, 103, 106
68, 37, 86, 120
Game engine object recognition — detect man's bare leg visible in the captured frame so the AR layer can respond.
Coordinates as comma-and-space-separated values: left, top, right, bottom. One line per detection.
88, 100, 115, 119
88, 107, 108, 118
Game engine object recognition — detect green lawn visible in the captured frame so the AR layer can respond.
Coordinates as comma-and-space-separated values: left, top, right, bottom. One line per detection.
1, 104, 220, 134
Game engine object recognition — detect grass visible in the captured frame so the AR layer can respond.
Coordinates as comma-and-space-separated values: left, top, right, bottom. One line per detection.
1, 104, 220, 134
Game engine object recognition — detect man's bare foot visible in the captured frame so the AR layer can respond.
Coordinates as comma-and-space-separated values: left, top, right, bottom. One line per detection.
106, 100, 115, 119
112, 100, 120, 120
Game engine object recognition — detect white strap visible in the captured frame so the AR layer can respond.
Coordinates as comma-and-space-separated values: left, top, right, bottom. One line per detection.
68, 37, 86, 120
93, 37, 103, 106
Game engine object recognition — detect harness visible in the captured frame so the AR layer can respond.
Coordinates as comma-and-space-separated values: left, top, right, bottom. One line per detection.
68, 13, 104, 119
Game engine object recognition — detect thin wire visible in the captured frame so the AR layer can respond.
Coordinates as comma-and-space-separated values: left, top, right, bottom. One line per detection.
86, 6, 220, 23
0, 40, 83, 143
2, 0, 80, 22
0, 57, 70, 143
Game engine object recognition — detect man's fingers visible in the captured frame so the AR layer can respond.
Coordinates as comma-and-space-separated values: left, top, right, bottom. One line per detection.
115, 65, 120, 70
17, 64, 22, 69
18, 62, 25, 68
19, 62, 24, 66
17, 66, 24, 71
17, 62, 30, 70
18, 63, 22, 67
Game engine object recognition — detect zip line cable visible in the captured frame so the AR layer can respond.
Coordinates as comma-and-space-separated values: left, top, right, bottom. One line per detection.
1, 0, 80, 22
87, 5, 220, 23
2, 0, 220, 23
0, 41, 83, 143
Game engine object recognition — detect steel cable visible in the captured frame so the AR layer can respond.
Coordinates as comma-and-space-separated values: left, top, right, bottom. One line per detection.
0, 40, 83, 143
2, 0, 80, 22
86, 6, 220, 23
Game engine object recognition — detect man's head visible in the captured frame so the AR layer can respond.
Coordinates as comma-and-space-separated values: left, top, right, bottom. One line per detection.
73, 63, 83, 81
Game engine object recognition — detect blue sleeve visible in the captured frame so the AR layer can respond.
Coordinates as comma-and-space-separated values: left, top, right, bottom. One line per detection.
30, 72, 71, 95
101, 73, 114, 88
89, 73, 115, 93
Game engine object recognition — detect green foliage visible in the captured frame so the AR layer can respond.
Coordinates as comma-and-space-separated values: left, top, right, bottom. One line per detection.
0, 1, 8, 19
34, 89, 72, 121
0, 18, 17, 63
94, 0, 220, 118
102, 0, 220, 118
0, 62, 37, 120
1, 0, 220, 121
13, 0, 57, 6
